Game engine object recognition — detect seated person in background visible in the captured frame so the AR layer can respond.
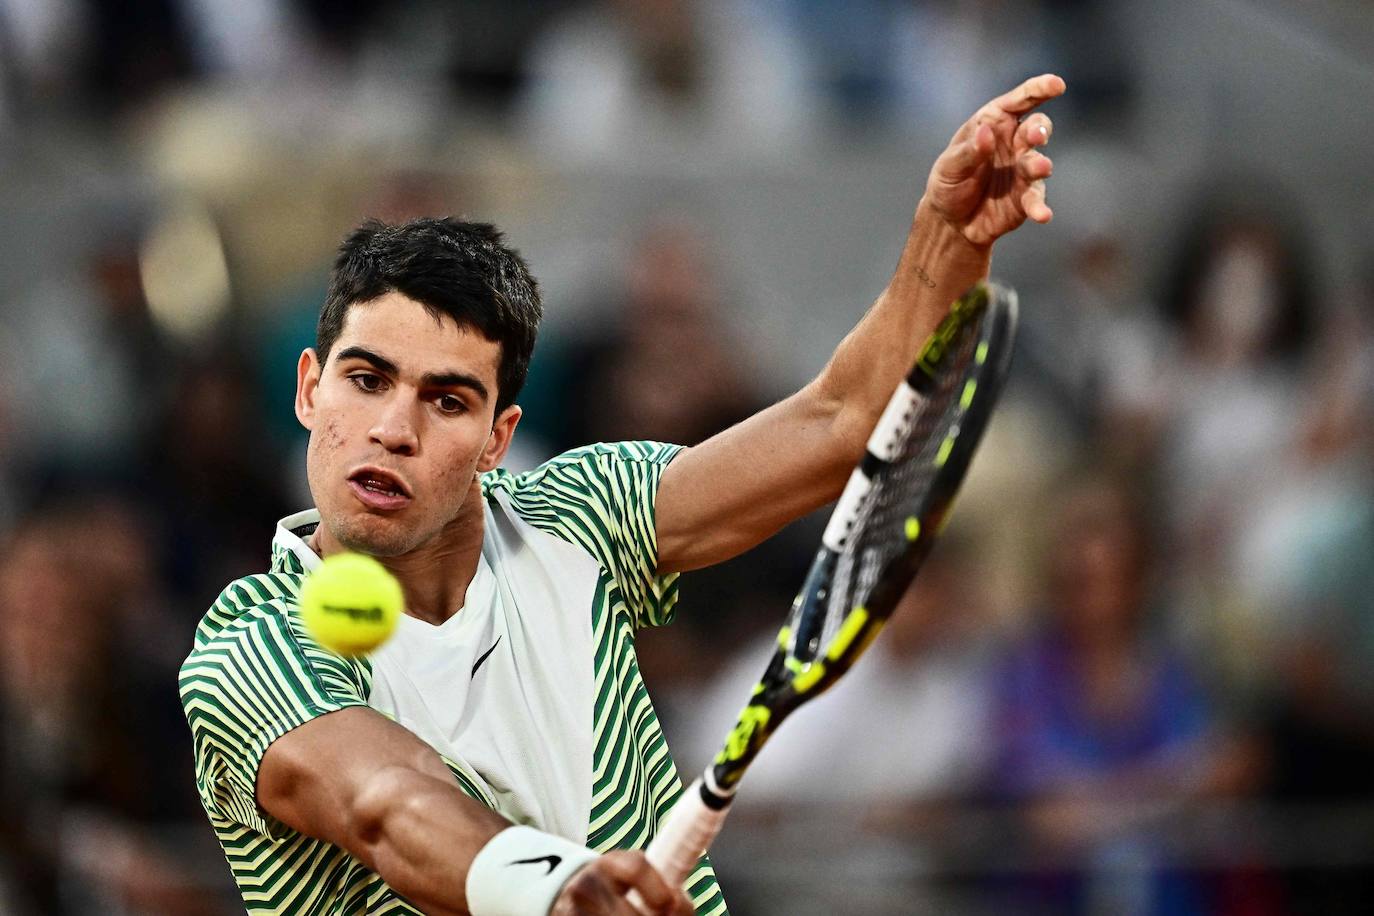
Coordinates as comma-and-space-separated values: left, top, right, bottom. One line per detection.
988, 474, 1257, 915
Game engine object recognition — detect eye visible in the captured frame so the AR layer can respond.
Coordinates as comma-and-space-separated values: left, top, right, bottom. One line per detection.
348, 372, 385, 392
436, 394, 467, 415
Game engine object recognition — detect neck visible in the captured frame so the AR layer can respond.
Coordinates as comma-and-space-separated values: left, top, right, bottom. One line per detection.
311, 478, 487, 626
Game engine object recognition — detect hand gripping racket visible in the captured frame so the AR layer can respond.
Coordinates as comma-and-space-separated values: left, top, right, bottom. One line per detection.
646, 280, 1019, 888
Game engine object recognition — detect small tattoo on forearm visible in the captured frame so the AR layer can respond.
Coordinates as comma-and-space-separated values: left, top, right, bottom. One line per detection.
914, 266, 937, 289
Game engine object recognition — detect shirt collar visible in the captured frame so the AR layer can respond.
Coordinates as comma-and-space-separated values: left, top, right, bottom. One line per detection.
272, 508, 322, 573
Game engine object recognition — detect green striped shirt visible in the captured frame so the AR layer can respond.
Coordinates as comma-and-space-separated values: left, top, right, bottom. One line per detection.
180, 442, 726, 914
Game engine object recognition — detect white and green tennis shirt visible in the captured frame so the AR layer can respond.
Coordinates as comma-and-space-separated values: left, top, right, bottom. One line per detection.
179, 442, 727, 915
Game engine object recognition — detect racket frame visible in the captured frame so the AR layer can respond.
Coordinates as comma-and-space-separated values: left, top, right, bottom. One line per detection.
645, 281, 1019, 888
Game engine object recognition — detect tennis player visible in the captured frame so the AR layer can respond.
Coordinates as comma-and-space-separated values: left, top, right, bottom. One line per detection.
180, 74, 1064, 916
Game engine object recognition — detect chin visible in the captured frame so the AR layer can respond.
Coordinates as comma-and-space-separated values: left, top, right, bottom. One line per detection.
328, 514, 419, 558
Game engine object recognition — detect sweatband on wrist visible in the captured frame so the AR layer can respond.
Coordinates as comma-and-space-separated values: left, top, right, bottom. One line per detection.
466, 825, 600, 916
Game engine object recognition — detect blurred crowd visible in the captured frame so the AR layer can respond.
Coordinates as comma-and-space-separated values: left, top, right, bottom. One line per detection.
1, 0, 1373, 913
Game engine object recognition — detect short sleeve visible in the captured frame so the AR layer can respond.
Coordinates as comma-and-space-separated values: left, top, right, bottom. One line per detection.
179, 586, 371, 838
486, 441, 684, 628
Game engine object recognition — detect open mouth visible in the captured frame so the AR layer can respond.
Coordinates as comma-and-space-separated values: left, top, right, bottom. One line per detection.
347, 467, 412, 508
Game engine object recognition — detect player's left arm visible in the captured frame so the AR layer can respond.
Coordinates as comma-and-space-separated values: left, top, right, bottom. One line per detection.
656, 74, 1065, 574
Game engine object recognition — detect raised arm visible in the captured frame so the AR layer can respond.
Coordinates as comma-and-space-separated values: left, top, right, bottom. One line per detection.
656, 74, 1065, 574
259, 707, 691, 915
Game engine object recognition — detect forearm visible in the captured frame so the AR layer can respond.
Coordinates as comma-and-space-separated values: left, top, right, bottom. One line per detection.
654, 76, 1061, 574
655, 203, 994, 572
813, 199, 992, 451
349, 766, 510, 915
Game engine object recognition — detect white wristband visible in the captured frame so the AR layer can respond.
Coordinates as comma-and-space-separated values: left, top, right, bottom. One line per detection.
466, 825, 600, 916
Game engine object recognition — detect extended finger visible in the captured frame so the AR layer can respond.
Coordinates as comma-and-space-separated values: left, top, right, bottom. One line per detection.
553, 870, 622, 915
1022, 179, 1053, 223
600, 852, 679, 914
990, 73, 1066, 117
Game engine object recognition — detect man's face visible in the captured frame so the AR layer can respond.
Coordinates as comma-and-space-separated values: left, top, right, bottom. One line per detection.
295, 292, 520, 557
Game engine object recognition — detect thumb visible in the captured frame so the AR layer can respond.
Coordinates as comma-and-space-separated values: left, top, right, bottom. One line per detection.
936, 122, 994, 183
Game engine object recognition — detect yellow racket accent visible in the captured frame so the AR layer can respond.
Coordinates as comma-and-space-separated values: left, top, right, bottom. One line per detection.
916, 283, 985, 375
935, 435, 955, 467
792, 661, 827, 693
717, 704, 772, 764
960, 379, 977, 409
976, 340, 989, 364
826, 606, 871, 662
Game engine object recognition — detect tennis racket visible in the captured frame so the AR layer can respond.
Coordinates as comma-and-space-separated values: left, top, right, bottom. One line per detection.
646, 280, 1018, 888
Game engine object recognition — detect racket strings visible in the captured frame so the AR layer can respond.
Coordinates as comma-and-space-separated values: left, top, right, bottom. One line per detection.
819, 321, 983, 648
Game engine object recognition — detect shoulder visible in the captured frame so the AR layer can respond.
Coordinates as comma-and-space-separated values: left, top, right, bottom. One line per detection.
482, 442, 684, 505
188, 572, 306, 651
485, 442, 683, 486
181, 571, 368, 700
481, 444, 686, 628
180, 573, 373, 751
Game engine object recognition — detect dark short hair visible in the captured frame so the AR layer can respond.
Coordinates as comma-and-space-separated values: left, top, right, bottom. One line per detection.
318, 217, 542, 415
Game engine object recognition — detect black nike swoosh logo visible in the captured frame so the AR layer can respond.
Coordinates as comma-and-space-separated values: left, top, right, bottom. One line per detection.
509, 854, 561, 875
471, 635, 503, 678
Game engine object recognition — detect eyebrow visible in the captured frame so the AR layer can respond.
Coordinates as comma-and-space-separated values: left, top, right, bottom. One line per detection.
336, 345, 490, 404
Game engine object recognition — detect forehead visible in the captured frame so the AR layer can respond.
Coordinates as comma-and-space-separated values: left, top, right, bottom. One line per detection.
334, 292, 501, 380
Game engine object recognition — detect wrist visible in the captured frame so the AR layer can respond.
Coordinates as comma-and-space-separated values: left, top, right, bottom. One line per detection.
912, 197, 992, 261
888, 200, 990, 302
466, 826, 599, 916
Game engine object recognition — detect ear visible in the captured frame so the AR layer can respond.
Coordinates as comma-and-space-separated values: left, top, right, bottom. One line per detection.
477, 404, 522, 473
295, 348, 322, 431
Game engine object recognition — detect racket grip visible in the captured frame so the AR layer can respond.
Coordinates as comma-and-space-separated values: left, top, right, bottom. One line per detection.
647, 777, 731, 887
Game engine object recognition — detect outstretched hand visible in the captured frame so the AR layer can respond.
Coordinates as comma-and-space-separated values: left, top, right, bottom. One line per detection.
923, 73, 1066, 249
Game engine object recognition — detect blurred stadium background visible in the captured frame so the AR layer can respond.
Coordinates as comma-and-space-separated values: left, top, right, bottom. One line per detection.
1, 0, 1373, 913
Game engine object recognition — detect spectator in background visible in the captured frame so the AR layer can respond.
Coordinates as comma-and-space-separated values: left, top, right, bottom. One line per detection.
0, 0, 86, 123
1160, 205, 1313, 510
987, 474, 1256, 916
886, 0, 1053, 132
70, 0, 197, 112
517, 0, 813, 164
1239, 263, 1374, 913
1150, 195, 1317, 691
525, 217, 809, 679
777, 0, 1067, 131
145, 354, 294, 607
530, 217, 763, 452
1230, 284, 1374, 652
680, 535, 998, 912
684, 533, 996, 802
9, 223, 177, 486
1010, 142, 1165, 444
0, 503, 224, 914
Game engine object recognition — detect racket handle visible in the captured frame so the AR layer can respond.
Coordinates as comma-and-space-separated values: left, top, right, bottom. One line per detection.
649, 777, 731, 886
629, 778, 731, 913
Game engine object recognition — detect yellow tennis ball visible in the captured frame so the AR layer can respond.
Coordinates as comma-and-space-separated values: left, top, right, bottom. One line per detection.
299, 552, 403, 656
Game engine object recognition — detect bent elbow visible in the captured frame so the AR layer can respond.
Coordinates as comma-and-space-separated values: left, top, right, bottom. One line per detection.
348, 765, 424, 851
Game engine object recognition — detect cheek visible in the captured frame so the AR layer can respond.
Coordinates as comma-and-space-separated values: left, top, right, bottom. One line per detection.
428, 434, 487, 495
436, 449, 478, 491
307, 420, 348, 482
321, 419, 347, 452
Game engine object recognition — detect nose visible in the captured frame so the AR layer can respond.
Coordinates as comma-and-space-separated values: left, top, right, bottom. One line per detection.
369, 397, 420, 456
